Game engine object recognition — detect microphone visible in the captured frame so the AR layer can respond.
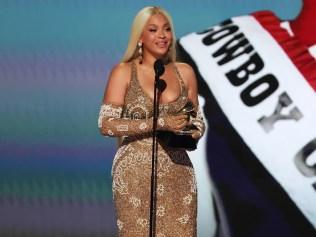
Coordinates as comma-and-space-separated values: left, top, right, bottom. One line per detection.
156, 78, 167, 92
154, 59, 165, 78
153, 59, 166, 92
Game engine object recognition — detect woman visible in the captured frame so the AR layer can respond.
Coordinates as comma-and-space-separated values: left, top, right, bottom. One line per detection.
98, 6, 205, 237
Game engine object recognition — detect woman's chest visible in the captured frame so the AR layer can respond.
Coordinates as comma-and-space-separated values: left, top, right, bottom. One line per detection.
123, 86, 188, 119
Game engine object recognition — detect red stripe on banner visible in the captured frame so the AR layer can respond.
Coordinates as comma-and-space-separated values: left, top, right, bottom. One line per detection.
252, 11, 316, 90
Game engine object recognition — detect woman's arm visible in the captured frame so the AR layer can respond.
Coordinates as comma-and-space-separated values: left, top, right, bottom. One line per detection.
98, 63, 188, 137
176, 62, 205, 139
98, 104, 189, 137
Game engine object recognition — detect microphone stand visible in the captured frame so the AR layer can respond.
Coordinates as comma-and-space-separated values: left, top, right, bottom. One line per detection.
149, 75, 160, 237
149, 60, 165, 237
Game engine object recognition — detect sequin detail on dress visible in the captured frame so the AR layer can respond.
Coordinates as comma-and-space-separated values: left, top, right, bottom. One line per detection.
100, 61, 201, 237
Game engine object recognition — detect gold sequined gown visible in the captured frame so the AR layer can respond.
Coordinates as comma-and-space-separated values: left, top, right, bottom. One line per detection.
99, 61, 200, 237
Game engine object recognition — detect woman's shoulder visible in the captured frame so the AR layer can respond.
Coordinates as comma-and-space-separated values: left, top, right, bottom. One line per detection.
103, 61, 133, 104
109, 61, 133, 79
174, 62, 196, 82
174, 61, 193, 69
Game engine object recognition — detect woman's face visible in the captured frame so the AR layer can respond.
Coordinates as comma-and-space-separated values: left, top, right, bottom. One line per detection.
140, 13, 173, 59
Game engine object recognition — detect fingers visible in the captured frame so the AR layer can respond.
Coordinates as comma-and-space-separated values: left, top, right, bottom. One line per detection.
174, 114, 188, 120
174, 119, 188, 130
163, 115, 187, 131
191, 130, 202, 139
161, 114, 190, 132
174, 114, 188, 129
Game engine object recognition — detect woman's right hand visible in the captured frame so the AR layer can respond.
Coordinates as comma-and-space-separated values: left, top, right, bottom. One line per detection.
157, 114, 189, 133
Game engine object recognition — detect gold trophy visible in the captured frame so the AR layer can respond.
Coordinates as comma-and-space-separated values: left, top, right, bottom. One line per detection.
157, 101, 198, 150
176, 101, 198, 135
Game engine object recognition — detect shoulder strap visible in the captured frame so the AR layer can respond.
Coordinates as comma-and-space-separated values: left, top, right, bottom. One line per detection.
173, 63, 186, 94
131, 60, 137, 81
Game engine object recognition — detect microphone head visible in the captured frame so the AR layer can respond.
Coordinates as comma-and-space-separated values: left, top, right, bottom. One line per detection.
154, 59, 165, 77
156, 79, 167, 92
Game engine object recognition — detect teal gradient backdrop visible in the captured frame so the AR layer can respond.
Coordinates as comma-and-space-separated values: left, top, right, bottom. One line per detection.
0, 1, 301, 236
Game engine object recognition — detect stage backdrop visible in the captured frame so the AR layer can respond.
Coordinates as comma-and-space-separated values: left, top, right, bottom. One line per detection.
0, 1, 300, 236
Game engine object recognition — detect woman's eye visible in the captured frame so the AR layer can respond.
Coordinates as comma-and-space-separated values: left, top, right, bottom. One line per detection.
149, 29, 157, 32
165, 27, 171, 31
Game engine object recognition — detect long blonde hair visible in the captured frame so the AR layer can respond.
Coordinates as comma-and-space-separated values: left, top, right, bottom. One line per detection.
121, 6, 176, 63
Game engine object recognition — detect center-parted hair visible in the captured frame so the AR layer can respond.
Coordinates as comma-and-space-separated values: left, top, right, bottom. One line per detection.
121, 6, 176, 63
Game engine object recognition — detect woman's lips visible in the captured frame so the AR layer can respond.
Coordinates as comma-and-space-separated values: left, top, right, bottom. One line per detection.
156, 41, 168, 48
